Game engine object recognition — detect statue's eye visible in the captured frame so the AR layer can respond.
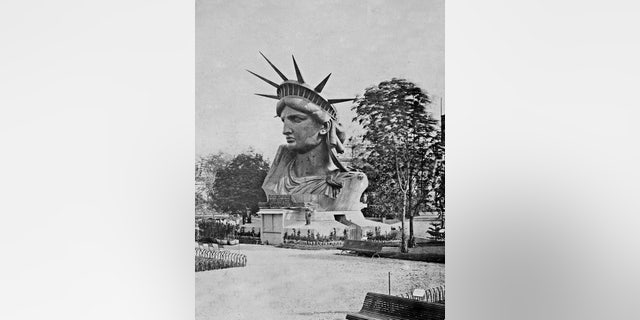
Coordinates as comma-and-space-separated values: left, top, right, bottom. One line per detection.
287, 116, 303, 123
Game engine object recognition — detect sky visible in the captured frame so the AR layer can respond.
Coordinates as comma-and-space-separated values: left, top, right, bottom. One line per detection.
196, 0, 444, 161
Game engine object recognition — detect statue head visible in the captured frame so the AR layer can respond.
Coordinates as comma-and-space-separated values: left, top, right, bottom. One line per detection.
276, 96, 348, 156
248, 52, 354, 170
279, 103, 326, 154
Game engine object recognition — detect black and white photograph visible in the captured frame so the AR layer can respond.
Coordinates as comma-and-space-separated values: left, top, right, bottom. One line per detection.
4, 1, 640, 320
195, 0, 445, 319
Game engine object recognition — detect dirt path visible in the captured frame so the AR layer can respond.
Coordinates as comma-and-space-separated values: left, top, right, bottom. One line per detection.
195, 244, 444, 320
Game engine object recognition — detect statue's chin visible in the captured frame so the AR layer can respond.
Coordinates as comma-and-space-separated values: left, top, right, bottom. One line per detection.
284, 143, 298, 152
285, 142, 322, 154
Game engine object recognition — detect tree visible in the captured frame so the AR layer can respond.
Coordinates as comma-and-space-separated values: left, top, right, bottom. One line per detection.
212, 151, 270, 221
430, 127, 445, 227
359, 174, 402, 219
351, 78, 441, 252
195, 152, 231, 214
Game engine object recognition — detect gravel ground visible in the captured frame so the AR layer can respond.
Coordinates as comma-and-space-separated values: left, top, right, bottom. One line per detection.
195, 244, 444, 320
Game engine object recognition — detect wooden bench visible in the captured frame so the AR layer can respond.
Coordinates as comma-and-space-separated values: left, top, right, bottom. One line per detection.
346, 292, 445, 320
337, 240, 386, 257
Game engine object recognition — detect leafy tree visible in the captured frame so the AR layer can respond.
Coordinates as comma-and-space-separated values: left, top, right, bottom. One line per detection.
430, 127, 445, 227
195, 192, 207, 212
195, 152, 231, 213
351, 78, 441, 252
360, 177, 402, 219
212, 151, 270, 220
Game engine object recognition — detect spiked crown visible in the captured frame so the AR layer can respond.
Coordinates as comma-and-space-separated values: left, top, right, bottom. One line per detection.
247, 52, 354, 121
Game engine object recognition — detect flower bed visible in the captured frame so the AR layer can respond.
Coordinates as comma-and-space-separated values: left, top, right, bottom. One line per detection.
283, 229, 345, 243
363, 239, 402, 246
278, 239, 344, 250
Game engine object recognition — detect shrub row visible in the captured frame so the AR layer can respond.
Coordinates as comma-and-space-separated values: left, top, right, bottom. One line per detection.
237, 236, 261, 244
197, 221, 261, 242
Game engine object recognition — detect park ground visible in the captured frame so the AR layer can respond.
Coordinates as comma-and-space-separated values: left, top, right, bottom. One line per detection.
195, 244, 444, 320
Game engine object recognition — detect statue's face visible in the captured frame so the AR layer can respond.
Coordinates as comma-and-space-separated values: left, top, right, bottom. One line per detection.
280, 106, 326, 153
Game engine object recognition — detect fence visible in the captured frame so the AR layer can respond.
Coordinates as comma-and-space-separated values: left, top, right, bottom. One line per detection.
195, 247, 247, 271
399, 285, 445, 303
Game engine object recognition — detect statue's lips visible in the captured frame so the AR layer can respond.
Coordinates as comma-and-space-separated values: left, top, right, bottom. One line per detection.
285, 137, 295, 143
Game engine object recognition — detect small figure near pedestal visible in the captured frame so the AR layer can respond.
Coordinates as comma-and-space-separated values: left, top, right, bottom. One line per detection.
304, 203, 315, 226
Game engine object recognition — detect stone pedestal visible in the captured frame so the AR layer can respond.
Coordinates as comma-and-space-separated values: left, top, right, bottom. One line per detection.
259, 207, 393, 241
282, 209, 352, 237
258, 191, 393, 243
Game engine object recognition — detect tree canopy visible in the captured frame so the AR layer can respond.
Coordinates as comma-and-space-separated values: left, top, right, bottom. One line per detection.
351, 78, 442, 251
195, 152, 231, 213
212, 151, 270, 215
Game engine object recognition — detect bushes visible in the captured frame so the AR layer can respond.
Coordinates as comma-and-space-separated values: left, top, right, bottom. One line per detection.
197, 220, 241, 241
237, 226, 260, 238
426, 222, 445, 241
197, 222, 263, 244
237, 226, 260, 244
367, 229, 399, 241
198, 237, 216, 244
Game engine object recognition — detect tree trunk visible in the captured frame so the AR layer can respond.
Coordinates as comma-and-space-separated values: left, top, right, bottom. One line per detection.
401, 191, 407, 253
409, 210, 414, 248
408, 178, 414, 248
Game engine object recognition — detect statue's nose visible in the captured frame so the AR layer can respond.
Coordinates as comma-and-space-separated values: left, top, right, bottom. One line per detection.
282, 121, 293, 135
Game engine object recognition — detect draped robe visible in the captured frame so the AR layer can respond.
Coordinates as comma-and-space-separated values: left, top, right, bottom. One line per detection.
262, 145, 368, 211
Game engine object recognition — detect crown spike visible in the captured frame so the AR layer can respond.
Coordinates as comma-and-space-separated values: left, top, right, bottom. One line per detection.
246, 70, 279, 88
292, 55, 305, 83
328, 98, 355, 105
259, 51, 288, 81
314, 73, 332, 93
254, 93, 280, 100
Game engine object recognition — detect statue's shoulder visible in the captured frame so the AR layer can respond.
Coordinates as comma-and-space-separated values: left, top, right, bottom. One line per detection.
271, 145, 295, 167
262, 145, 294, 195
